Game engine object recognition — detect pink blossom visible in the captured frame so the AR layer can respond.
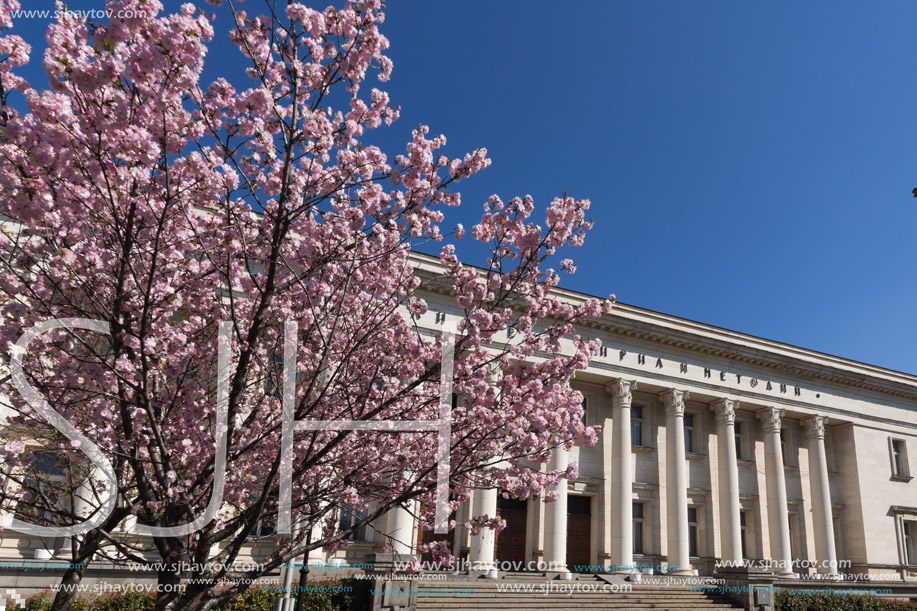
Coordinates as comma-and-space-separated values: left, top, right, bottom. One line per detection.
0, 1, 611, 607
3, 440, 24, 454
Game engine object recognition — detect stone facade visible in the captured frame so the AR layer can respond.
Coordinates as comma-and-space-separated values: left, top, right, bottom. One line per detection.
388, 254, 917, 581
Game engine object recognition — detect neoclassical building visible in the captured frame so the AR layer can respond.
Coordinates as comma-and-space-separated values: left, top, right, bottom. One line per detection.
347, 253, 917, 581
2, 252, 917, 588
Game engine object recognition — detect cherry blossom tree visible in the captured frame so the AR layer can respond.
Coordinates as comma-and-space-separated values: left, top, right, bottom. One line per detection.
0, 1, 613, 610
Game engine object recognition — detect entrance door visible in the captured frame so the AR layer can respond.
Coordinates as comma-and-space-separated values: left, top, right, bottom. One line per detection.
495, 497, 527, 565
417, 521, 454, 567
567, 495, 592, 571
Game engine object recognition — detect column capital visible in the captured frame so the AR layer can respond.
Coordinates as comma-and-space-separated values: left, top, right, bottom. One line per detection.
712, 398, 739, 425
607, 379, 637, 406
804, 415, 828, 440
660, 388, 689, 416
756, 406, 784, 434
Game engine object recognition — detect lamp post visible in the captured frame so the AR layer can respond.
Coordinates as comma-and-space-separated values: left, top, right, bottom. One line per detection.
292, 529, 312, 611
273, 519, 302, 611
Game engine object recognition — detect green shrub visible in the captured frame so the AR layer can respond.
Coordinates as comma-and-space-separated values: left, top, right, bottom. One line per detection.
16, 591, 156, 611
215, 587, 278, 611
217, 578, 371, 611
328, 578, 372, 611
20, 592, 50, 611
776, 588, 917, 611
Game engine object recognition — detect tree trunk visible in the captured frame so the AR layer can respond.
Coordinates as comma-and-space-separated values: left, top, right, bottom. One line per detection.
159, 583, 212, 611
154, 568, 185, 611
50, 566, 84, 611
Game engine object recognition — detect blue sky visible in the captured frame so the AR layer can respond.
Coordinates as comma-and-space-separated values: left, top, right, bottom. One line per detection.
10, 1, 917, 373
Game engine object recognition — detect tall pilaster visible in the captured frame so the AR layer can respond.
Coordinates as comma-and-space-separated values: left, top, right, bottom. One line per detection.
662, 389, 691, 575
713, 398, 743, 563
468, 487, 498, 570
543, 446, 569, 572
804, 415, 838, 576
758, 406, 794, 577
307, 520, 325, 564
608, 379, 637, 573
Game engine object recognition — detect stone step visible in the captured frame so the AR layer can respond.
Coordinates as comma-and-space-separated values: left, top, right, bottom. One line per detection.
415, 590, 734, 599
416, 603, 741, 608
417, 604, 740, 610
417, 603, 739, 608
415, 597, 741, 607
412, 585, 733, 597
412, 577, 743, 610
418, 608, 739, 611
419, 596, 737, 602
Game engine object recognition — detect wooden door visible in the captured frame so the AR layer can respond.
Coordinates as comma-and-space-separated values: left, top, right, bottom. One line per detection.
495, 497, 527, 566
418, 524, 454, 567
567, 495, 592, 571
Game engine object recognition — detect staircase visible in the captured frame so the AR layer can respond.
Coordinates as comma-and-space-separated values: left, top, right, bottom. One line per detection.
412, 573, 743, 610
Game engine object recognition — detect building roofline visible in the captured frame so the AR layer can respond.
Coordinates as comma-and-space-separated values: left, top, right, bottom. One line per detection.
407, 249, 917, 398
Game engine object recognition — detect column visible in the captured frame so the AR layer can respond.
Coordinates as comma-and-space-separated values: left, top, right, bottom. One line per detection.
73, 478, 95, 521
713, 398, 743, 564
71, 476, 95, 556
468, 487, 498, 570
470, 366, 502, 571
307, 520, 325, 564
662, 389, 691, 575
543, 446, 569, 573
73, 465, 113, 522
607, 379, 637, 573
757, 406, 793, 577
275, 520, 302, 611
387, 501, 415, 556
804, 415, 838, 576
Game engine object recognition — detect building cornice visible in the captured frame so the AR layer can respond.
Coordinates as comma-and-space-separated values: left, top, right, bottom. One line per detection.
408, 251, 917, 403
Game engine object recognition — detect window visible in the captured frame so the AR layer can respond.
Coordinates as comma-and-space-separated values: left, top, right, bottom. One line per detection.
248, 486, 278, 539
161, 359, 201, 395
13, 451, 65, 526
633, 502, 645, 555
568, 495, 591, 514
252, 514, 276, 538
740, 511, 749, 559
891, 439, 910, 478
265, 354, 284, 399
688, 506, 699, 557
894, 511, 917, 566
339, 506, 368, 541
569, 395, 589, 433
632, 406, 644, 447
904, 521, 916, 565
734, 422, 743, 460
684, 414, 695, 454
